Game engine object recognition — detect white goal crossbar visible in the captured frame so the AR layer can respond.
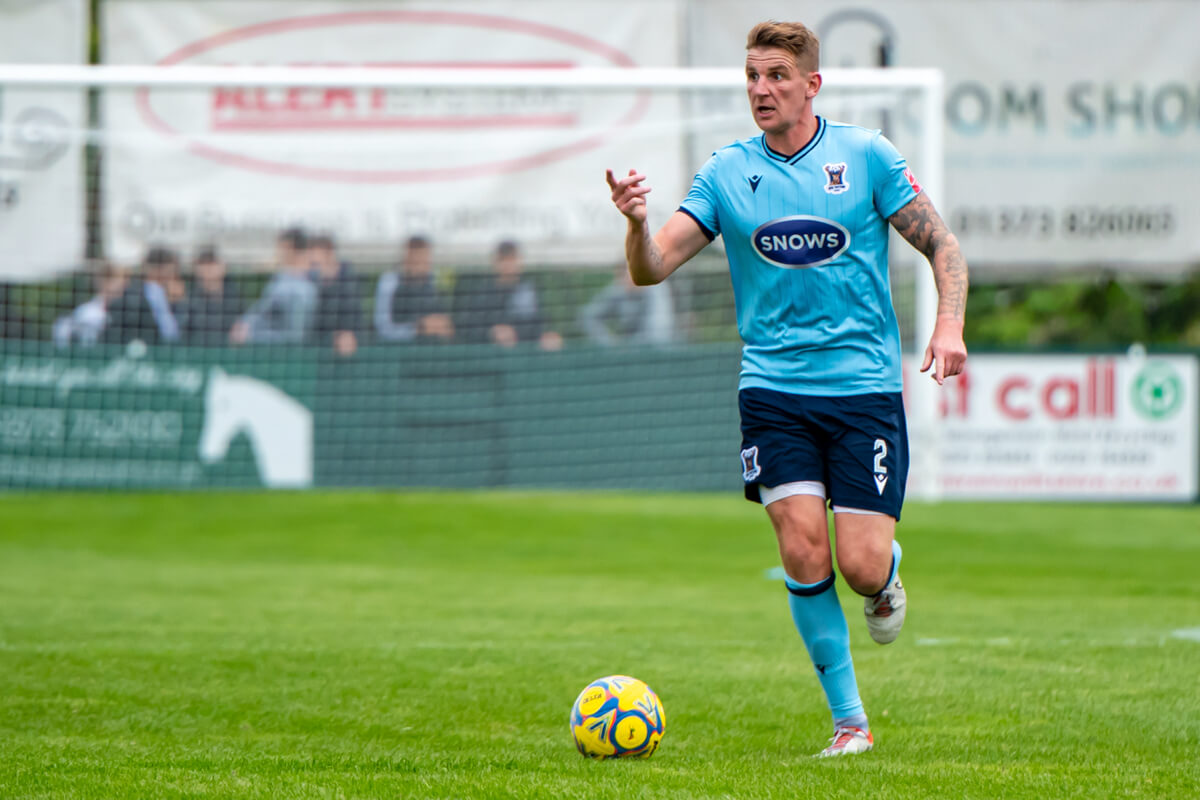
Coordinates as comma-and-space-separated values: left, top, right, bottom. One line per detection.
0, 64, 940, 91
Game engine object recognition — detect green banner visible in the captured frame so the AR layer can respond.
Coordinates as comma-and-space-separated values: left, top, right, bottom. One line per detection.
0, 342, 742, 491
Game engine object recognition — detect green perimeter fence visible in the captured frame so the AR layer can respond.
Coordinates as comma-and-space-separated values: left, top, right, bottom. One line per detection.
3, 342, 1198, 500
0, 342, 742, 491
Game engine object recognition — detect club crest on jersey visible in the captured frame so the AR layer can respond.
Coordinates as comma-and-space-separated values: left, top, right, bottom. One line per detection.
741, 446, 761, 482
823, 162, 849, 195
752, 216, 851, 268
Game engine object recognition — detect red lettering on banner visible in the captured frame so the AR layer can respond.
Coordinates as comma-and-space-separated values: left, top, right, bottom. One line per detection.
939, 366, 971, 417
1085, 358, 1117, 417
140, 11, 649, 182
1089, 359, 1099, 417
1042, 377, 1079, 419
956, 368, 971, 416
994, 359, 1117, 421
212, 87, 248, 111
1105, 360, 1116, 416
284, 87, 308, 112
208, 61, 583, 132
1085, 359, 1097, 415
998, 377, 1032, 419
326, 88, 356, 112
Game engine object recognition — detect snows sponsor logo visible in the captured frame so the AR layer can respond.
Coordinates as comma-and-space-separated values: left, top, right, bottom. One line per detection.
752, 216, 851, 268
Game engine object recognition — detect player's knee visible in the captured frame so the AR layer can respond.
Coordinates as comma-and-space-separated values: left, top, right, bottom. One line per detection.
779, 541, 812, 575
838, 557, 889, 597
777, 534, 829, 580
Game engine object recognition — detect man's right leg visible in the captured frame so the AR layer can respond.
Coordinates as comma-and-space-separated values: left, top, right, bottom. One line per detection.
764, 489, 871, 753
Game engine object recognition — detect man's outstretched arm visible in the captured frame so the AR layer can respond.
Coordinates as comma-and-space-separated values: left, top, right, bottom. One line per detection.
888, 192, 969, 384
606, 168, 710, 285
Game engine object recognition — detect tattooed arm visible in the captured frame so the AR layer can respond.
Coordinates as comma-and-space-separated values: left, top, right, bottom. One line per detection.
606, 168, 710, 286
888, 192, 969, 384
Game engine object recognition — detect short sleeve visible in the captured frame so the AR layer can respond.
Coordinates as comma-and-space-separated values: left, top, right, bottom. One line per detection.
868, 132, 921, 220
677, 155, 720, 241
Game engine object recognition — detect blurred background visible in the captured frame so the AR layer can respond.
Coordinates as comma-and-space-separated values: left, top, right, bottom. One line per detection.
0, 0, 1196, 501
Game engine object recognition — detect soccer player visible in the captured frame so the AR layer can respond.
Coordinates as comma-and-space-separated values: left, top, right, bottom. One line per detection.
606, 20, 967, 757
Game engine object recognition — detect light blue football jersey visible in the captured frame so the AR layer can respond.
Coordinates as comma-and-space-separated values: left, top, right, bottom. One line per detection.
679, 117, 920, 396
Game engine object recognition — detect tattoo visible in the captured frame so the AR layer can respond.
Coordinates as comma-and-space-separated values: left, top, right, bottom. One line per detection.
643, 222, 664, 275
626, 218, 664, 283
888, 193, 968, 320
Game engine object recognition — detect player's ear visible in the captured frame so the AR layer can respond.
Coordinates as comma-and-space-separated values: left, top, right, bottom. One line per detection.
806, 71, 822, 99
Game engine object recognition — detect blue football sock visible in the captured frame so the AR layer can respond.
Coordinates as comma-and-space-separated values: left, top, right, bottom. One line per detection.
887, 539, 902, 587
784, 573, 866, 731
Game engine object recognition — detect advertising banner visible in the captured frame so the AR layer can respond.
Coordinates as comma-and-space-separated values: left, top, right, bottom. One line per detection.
0, 343, 741, 491
689, 1, 1200, 272
101, 0, 684, 265
0, 0, 87, 281
0, 347, 316, 488
0, 344, 1195, 500
935, 353, 1198, 500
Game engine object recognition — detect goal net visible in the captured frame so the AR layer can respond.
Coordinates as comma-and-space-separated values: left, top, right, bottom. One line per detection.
0, 65, 943, 494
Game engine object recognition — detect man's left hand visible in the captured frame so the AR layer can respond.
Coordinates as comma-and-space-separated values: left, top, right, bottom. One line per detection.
920, 316, 967, 385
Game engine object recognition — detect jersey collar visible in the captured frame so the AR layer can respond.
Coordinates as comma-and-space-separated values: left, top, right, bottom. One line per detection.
760, 116, 826, 165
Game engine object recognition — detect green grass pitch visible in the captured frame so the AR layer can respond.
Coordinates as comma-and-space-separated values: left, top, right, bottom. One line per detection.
1, 492, 1198, 799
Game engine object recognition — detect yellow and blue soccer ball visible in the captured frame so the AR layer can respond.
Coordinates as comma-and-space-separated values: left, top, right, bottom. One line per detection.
570, 675, 665, 759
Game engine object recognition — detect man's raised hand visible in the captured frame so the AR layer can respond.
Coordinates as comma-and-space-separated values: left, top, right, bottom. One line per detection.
606, 168, 651, 223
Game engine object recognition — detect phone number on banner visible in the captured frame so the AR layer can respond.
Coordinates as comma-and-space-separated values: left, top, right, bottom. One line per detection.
951, 206, 1175, 239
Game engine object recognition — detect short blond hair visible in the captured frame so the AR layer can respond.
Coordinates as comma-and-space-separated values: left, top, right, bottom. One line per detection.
746, 21, 820, 72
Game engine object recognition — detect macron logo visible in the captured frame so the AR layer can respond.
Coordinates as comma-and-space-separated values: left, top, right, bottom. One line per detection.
874, 474, 888, 495
748, 175, 762, 193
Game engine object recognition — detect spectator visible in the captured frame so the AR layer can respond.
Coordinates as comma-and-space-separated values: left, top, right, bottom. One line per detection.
103, 245, 185, 346
309, 234, 363, 357
52, 262, 128, 348
579, 262, 676, 346
456, 240, 562, 351
373, 235, 454, 343
231, 227, 317, 345
0, 283, 27, 340
178, 246, 243, 346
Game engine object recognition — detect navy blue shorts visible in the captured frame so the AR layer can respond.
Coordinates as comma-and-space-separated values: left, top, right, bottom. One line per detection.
738, 387, 909, 519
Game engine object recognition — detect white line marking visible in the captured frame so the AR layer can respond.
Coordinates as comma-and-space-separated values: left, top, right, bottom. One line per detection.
916, 631, 1200, 648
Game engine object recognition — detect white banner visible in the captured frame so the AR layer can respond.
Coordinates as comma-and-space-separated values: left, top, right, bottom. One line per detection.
930, 354, 1198, 501
0, 0, 87, 281
689, 1, 1200, 272
101, 0, 683, 265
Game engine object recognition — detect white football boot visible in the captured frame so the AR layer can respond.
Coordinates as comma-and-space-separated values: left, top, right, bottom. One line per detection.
816, 726, 874, 758
864, 573, 906, 644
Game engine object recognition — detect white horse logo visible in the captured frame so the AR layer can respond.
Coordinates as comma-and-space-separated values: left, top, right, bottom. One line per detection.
198, 368, 313, 488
